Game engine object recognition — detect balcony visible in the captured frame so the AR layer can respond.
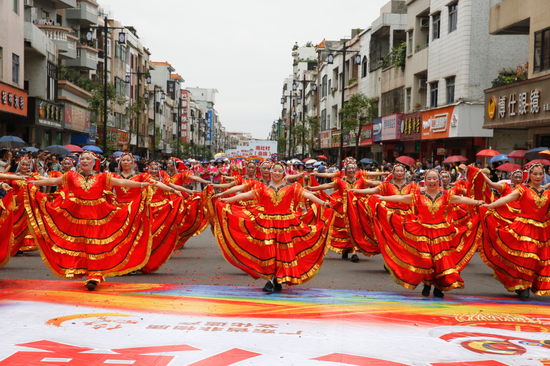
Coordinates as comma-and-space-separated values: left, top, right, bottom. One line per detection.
66, 0, 99, 25
381, 65, 405, 93
36, 24, 74, 57
64, 45, 98, 70
51, 0, 77, 9
24, 22, 49, 57
344, 80, 359, 102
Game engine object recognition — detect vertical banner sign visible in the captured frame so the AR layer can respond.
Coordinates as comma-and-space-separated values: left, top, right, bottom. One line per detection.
207, 110, 212, 144
166, 80, 176, 100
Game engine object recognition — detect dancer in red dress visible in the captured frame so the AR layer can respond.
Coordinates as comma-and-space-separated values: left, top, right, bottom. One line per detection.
212, 162, 334, 292
370, 169, 483, 298
480, 164, 550, 298
306, 162, 379, 262
24, 151, 156, 290
0, 173, 26, 267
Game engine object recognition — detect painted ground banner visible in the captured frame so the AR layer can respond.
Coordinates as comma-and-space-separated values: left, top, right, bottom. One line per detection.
0, 280, 549, 365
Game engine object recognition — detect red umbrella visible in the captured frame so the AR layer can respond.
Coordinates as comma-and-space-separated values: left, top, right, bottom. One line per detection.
396, 156, 415, 166
496, 162, 521, 172
442, 155, 468, 163
64, 144, 83, 153
507, 150, 528, 159
525, 159, 550, 167
317, 155, 328, 160
476, 149, 500, 158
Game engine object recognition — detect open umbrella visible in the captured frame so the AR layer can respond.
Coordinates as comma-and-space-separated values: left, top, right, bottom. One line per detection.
442, 155, 468, 163
360, 158, 377, 164
305, 159, 317, 165
525, 159, 550, 167
0, 136, 26, 148
507, 150, 528, 159
496, 162, 521, 172
317, 155, 328, 160
396, 156, 415, 166
313, 161, 323, 166
112, 151, 124, 157
44, 145, 71, 155
20, 146, 39, 152
64, 144, 84, 153
476, 148, 500, 158
489, 154, 509, 163
82, 145, 103, 154
525, 147, 550, 161
537, 149, 550, 160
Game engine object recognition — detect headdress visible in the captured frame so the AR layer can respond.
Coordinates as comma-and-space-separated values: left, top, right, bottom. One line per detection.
80, 150, 101, 171
117, 152, 136, 174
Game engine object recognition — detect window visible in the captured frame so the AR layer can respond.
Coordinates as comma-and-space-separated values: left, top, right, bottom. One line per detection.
0, 47, 3, 79
432, 13, 441, 41
448, 3, 458, 33
321, 108, 326, 130
13, 0, 18, 14
406, 88, 411, 112
430, 81, 439, 107
534, 28, 550, 73
47, 62, 57, 101
446, 76, 455, 104
322, 75, 328, 97
12, 54, 19, 85
362, 56, 368, 78
407, 31, 413, 55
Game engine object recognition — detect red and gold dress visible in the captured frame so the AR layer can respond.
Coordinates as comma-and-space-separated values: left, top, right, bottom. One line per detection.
5, 174, 40, 254
346, 178, 379, 257
168, 170, 209, 249
326, 177, 366, 253
24, 170, 152, 282
480, 184, 550, 295
370, 188, 481, 292
0, 191, 15, 268
211, 182, 334, 285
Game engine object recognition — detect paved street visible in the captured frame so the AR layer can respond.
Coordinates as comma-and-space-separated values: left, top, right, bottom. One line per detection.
2, 225, 549, 303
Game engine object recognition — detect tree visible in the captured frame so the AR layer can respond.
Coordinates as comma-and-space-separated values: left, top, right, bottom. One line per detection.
87, 82, 127, 155
277, 137, 287, 158
340, 93, 377, 158
125, 97, 146, 154
295, 116, 319, 158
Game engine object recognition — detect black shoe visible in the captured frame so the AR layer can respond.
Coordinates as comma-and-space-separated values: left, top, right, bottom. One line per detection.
85, 280, 98, 291
14, 250, 24, 257
516, 289, 530, 299
422, 285, 431, 297
433, 288, 444, 298
342, 250, 349, 259
350, 254, 359, 263
273, 279, 282, 292
262, 281, 274, 293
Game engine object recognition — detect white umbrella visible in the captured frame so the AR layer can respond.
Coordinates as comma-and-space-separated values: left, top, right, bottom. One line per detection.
306, 159, 317, 164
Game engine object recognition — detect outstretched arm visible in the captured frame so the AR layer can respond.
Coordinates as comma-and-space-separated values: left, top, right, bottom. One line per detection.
211, 181, 236, 189
219, 190, 254, 203
30, 176, 63, 186
0, 173, 24, 181
303, 191, 332, 208
305, 181, 336, 191
451, 196, 485, 206
213, 184, 246, 199
350, 186, 381, 195
481, 190, 520, 209
313, 171, 337, 179
190, 175, 211, 184
375, 194, 412, 204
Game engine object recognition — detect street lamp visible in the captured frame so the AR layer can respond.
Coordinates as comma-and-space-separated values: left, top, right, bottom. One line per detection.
87, 17, 128, 155
152, 86, 166, 160
327, 42, 361, 165
125, 68, 151, 154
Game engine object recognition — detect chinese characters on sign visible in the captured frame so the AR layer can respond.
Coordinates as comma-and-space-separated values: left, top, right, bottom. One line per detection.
0, 84, 27, 117
495, 89, 541, 119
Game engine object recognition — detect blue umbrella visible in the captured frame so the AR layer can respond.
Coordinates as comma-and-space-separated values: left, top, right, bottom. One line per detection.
20, 146, 39, 152
525, 147, 550, 161
82, 145, 103, 154
489, 154, 509, 163
44, 145, 71, 155
0, 135, 26, 148
112, 151, 124, 157
360, 158, 377, 164
313, 161, 323, 166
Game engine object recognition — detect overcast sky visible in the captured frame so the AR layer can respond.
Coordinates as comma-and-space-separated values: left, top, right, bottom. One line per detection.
103, 0, 391, 139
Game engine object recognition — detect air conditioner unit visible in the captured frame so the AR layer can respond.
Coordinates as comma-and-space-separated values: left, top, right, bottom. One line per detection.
418, 79, 427, 89
24, 0, 34, 7
420, 18, 429, 29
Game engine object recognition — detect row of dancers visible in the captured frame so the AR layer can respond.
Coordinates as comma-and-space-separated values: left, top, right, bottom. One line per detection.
0, 152, 549, 300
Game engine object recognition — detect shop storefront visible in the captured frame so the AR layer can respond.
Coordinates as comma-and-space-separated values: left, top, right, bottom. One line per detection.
380, 113, 403, 161
0, 82, 28, 139
484, 74, 550, 150
421, 103, 491, 164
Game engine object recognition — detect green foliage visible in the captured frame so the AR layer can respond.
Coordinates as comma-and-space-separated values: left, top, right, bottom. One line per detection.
277, 137, 287, 158
491, 65, 528, 88
348, 77, 358, 86
340, 93, 377, 157
381, 41, 406, 72
305, 41, 314, 47
58, 65, 97, 92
